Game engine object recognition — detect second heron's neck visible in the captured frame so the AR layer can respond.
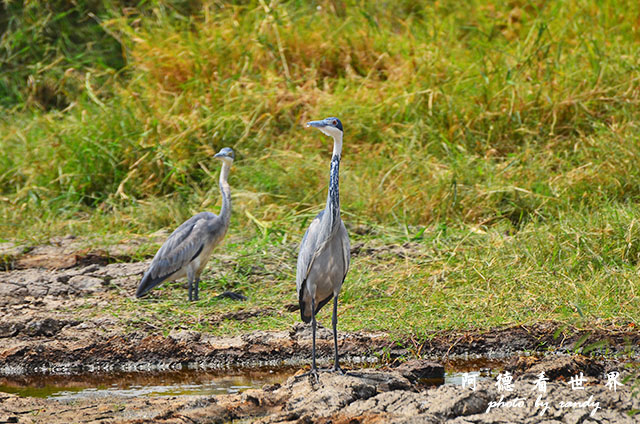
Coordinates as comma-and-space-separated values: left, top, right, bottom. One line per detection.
325, 134, 343, 230
219, 161, 232, 223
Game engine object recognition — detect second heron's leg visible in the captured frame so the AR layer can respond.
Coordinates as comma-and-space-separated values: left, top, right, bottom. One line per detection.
332, 296, 344, 374
194, 276, 200, 301
311, 297, 317, 373
293, 295, 319, 382
187, 268, 194, 302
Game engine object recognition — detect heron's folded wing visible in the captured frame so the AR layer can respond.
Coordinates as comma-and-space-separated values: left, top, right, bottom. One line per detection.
296, 211, 325, 294
148, 213, 216, 281
339, 220, 351, 280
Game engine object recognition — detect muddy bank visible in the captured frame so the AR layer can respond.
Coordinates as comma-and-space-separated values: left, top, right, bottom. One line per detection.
1, 356, 638, 423
0, 323, 386, 375
0, 240, 639, 374
2, 319, 639, 377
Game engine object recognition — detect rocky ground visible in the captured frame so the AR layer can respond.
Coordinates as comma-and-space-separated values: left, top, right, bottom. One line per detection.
0, 238, 639, 423
1, 356, 638, 423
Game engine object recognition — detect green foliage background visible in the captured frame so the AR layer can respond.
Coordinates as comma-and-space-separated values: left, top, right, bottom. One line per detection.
1, 0, 639, 334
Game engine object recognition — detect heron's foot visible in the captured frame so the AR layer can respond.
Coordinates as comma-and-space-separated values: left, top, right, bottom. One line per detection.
294, 368, 320, 384
317, 365, 345, 375
332, 365, 346, 375
187, 290, 199, 302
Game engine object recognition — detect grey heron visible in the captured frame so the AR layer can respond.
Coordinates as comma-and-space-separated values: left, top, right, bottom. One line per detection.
136, 147, 235, 301
297, 117, 350, 379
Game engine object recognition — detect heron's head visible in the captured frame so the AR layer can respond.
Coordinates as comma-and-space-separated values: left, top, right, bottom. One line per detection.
306, 117, 343, 139
214, 147, 235, 164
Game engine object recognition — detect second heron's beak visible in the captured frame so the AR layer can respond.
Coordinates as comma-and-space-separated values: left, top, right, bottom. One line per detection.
214, 152, 223, 158
306, 119, 328, 128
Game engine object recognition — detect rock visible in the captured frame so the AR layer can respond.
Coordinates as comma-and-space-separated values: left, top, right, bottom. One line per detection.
23, 318, 68, 337
508, 355, 605, 380
169, 330, 201, 344
92, 262, 148, 278
423, 385, 491, 419
0, 262, 149, 304
0, 323, 23, 338
260, 370, 411, 423
344, 369, 413, 391
16, 253, 79, 270
343, 390, 428, 419
47, 280, 69, 297
5, 235, 153, 273
395, 359, 445, 382
0, 282, 23, 299
67, 276, 104, 294
290, 322, 334, 341
26, 282, 49, 298
76, 264, 100, 274
0, 242, 28, 269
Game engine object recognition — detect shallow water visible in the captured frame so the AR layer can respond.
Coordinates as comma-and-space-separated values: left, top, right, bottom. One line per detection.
0, 367, 293, 400
443, 357, 506, 386
0, 358, 509, 400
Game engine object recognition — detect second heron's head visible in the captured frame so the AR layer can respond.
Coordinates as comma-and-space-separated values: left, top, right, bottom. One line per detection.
214, 147, 235, 164
306, 117, 343, 139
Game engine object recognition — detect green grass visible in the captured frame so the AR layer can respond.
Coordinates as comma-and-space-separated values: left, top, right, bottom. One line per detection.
103, 203, 639, 339
1, 0, 640, 337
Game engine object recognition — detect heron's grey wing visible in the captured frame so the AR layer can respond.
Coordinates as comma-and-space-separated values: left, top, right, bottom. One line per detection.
311, 221, 350, 317
339, 220, 350, 280
137, 212, 216, 297
296, 211, 325, 296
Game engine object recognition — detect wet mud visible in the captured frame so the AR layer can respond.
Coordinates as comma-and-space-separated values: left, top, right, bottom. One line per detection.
0, 238, 639, 423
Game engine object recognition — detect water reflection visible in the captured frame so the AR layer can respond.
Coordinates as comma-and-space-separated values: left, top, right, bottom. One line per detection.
0, 358, 511, 400
0, 367, 293, 400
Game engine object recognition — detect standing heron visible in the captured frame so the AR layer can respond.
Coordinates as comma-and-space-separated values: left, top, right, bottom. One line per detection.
136, 147, 235, 301
297, 117, 350, 379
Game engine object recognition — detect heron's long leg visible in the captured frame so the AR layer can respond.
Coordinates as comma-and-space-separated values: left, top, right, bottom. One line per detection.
311, 297, 317, 372
194, 276, 200, 301
187, 268, 194, 302
292, 295, 319, 383
332, 296, 344, 374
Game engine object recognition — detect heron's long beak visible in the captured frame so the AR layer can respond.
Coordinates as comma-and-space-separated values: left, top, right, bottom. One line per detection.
214, 152, 223, 158
306, 120, 328, 128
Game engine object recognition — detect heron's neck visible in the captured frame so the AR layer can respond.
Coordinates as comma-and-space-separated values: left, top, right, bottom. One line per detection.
219, 161, 232, 223
325, 134, 343, 230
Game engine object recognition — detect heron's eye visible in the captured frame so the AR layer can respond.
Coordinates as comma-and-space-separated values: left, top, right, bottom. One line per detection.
332, 120, 337, 126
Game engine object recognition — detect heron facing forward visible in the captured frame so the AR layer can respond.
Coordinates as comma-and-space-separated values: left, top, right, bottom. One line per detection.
297, 117, 350, 379
136, 147, 235, 301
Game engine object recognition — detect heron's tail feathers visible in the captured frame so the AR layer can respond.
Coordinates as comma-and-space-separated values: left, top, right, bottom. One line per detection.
300, 310, 312, 324
299, 292, 333, 323
136, 272, 166, 298
299, 284, 312, 323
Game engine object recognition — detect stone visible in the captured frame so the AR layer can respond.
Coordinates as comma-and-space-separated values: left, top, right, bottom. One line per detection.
67, 275, 104, 294
395, 359, 445, 382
